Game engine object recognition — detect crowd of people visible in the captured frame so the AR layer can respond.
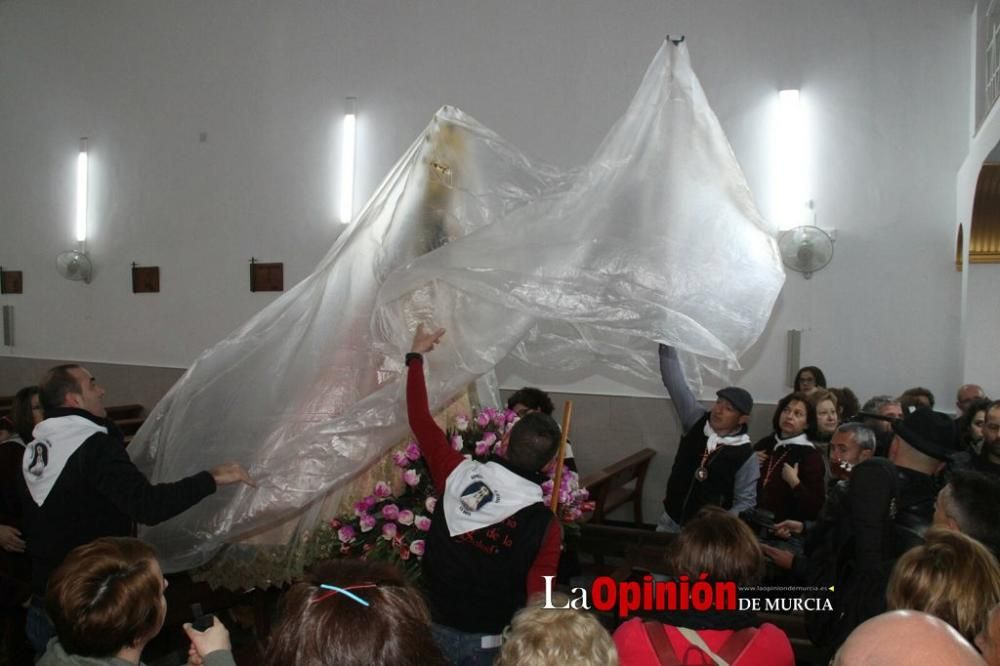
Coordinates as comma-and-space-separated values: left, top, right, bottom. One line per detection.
2, 336, 1000, 665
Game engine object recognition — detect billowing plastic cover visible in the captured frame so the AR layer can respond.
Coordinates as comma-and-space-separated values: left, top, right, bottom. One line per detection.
131, 41, 784, 573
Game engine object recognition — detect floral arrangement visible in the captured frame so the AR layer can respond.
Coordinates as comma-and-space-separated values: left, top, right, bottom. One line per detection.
304, 406, 592, 579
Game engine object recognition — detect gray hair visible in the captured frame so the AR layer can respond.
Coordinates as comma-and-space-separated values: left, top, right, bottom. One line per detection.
862, 395, 899, 414
835, 422, 877, 452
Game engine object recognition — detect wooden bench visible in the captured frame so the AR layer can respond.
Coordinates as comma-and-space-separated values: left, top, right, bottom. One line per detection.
580, 447, 656, 526
106, 403, 144, 421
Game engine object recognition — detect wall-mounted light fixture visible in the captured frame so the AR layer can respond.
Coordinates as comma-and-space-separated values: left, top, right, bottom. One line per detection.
339, 97, 357, 224
774, 89, 809, 230
75, 137, 89, 243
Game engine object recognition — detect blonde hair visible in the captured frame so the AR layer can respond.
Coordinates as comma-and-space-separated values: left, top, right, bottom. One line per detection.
809, 388, 838, 409
887, 529, 1000, 643
496, 595, 618, 666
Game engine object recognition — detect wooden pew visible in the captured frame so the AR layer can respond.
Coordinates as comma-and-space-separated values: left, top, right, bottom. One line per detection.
580, 447, 656, 526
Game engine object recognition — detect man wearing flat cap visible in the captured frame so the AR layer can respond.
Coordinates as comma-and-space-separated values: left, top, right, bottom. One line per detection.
656, 344, 759, 532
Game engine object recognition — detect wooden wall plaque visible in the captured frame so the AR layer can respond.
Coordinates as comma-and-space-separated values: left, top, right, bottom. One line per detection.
132, 265, 160, 293
250, 260, 283, 292
0, 270, 23, 294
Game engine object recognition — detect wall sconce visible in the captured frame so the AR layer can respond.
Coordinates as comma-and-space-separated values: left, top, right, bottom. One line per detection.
339, 97, 357, 223
76, 137, 89, 243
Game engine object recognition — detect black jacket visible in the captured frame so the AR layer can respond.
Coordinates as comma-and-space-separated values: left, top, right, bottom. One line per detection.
20, 408, 216, 594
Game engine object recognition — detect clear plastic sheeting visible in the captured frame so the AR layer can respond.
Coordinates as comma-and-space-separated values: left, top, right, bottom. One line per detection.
130, 40, 784, 573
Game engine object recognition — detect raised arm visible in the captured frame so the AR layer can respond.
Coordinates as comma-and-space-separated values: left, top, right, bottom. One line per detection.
86, 439, 218, 526
406, 325, 464, 495
658, 343, 706, 433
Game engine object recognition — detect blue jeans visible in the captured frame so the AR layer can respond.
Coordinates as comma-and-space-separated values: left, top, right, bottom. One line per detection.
431, 623, 501, 666
26, 596, 54, 657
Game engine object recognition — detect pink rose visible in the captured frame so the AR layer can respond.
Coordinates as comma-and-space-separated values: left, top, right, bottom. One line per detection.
505, 409, 518, 423
359, 513, 376, 532
415, 515, 432, 531
454, 415, 469, 431
405, 441, 422, 461
476, 412, 490, 428
337, 525, 356, 543
382, 504, 400, 520
392, 451, 410, 467
373, 481, 392, 499
482, 432, 497, 446
382, 522, 397, 540
424, 496, 437, 513
474, 440, 490, 457
410, 540, 426, 556
450, 434, 464, 451
353, 496, 376, 516
397, 509, 414, 525
403, 469, 421, 487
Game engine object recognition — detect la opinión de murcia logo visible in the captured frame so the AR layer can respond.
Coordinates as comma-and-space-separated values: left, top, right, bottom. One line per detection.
542, 575, 833, 617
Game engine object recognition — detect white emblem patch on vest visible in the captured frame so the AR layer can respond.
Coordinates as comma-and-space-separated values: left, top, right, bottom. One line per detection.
443, 458, 542, 537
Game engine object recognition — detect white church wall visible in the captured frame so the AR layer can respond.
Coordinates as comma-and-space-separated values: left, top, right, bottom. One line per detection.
0, 1, 976, 410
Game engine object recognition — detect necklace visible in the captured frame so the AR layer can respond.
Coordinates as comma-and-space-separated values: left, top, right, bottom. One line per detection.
763, 450, 791, 487
695, 448, 720, 482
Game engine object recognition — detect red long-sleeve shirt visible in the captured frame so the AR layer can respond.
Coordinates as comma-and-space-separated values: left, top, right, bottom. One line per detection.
406, 354, 561, 599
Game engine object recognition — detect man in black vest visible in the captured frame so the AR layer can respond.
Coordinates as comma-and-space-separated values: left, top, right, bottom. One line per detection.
655, 344, 758, 532
406, 325, 562, 666
20, 364, 253, 655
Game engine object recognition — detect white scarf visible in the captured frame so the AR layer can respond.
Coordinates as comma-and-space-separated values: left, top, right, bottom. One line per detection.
442, 458, 543, 537
773, 432, 813, 449
23, 415, 107, 506
703, 421, 751, 454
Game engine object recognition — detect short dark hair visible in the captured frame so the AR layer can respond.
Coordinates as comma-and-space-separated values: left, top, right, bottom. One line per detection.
264, 559, 444, 666
794, 366, 827, 391
47, 537, 163, 657
829, 387, 860, 421
506, 387, 555, 416
943, 471, 1000, 559
39, 364, 83, 411
667, 506, 764, 585
506, 412, 561, 471
772, 392, 817, 439
11, 385, 40, 442
899, 387, 936, 410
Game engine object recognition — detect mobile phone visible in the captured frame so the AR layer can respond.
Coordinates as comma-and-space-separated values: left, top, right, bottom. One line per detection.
190, 603, 215, 632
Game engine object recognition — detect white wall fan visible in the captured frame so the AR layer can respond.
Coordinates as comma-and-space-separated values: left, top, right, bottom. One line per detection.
778, 225, 834, 279
56, 249, 93, 284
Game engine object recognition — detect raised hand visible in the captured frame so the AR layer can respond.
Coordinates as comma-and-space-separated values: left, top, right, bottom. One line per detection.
411, 323, 446, 354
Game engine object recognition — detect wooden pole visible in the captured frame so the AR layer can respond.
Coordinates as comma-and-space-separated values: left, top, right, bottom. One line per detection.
550, 400, 573, 514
